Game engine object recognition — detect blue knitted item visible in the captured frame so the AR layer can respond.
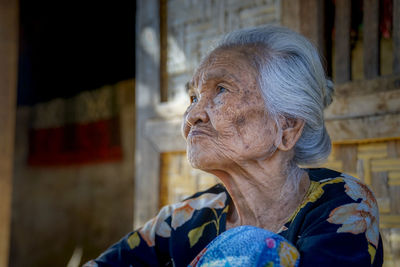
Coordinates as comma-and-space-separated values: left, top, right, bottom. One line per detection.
189, 225, 300, 267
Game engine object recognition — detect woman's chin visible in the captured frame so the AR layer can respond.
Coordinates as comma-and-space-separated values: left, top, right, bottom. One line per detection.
187, 152, 217, 171
188, 156, 208, 170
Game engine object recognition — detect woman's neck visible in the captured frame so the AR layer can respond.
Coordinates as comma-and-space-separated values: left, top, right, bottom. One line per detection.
210, 152, 310, 232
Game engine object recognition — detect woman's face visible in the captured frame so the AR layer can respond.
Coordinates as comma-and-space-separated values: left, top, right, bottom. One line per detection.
182, 48, 278, 170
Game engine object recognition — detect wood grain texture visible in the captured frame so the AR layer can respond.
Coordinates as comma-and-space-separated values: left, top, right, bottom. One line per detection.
389, 186, 400, 214
280, 0, 301, 32
371, 171, 390, 199
135, 0, 162, 228
334, 0, 351, 84
363, 0, 380, 79
333, 74, 400, 97
326, 113, 400, 142
299, 0, 325, 54
0, 0, 18, 266
337, 145, 358, 173
282, 0, 325, 58
394, 0, 400, 74
325, 88, 400, 119
160, 0, 168, 102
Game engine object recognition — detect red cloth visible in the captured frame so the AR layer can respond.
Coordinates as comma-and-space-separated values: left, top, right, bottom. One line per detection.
28, 117, 122, 166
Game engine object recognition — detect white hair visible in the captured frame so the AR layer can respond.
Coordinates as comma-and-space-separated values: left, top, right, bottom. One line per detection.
214, 25, 334, 165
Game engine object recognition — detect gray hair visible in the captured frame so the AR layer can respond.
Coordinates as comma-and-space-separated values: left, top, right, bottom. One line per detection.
214, 25, 333, 165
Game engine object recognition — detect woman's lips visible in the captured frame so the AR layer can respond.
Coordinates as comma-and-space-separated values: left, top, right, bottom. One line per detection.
188, 129, 211, 138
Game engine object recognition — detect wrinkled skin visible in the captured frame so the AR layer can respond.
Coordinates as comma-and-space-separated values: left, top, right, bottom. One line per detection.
182, 48, 278, 170
181, 47, 310, 232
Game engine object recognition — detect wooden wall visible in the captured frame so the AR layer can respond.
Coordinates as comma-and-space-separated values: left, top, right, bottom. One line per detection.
0, 0, 18, 266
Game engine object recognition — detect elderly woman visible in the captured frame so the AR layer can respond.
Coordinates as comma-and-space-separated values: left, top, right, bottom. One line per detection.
85, 26, 383, 266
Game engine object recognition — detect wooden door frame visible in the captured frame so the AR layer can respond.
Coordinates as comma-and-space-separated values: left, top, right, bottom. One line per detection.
0, 0, 19, 265
135, 0, 186, 227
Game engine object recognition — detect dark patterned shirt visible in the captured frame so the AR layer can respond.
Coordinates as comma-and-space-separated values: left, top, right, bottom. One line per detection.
84, 168, 383, 267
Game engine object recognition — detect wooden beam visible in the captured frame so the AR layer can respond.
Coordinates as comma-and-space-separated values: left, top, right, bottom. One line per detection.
363, 0, 380, 79
281, 0, 301, 33
299, 0, 325, 56
0, 0, 18, 266
394, 0, 400, 74
334, 0, 351, 84
325, 88, 400, 120
326, 113, 400, 142
332, 74, 400, 97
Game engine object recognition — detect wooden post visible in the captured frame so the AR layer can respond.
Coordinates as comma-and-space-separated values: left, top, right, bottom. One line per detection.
334, 0, 352, 84
394, 0, 400, 74
299, 0, 325, 56
0, 0, 18, 266
159, 0, 168, 102
135, 0, 161, 228
363, 0, 380, 79
281, 0, 301, 33
282, 0, 330, 73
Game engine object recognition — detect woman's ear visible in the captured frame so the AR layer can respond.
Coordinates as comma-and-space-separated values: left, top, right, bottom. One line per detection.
276, 117, 305, 151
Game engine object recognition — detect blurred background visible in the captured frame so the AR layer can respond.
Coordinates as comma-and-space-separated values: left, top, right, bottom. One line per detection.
0, 0, 399, 266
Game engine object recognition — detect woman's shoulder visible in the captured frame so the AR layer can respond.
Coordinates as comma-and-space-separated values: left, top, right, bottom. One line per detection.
285, 168, 380, 247
305, 168, 378, 205
282, 168, 382, 266
306, 167, 344, 182
297, 168, 378, 218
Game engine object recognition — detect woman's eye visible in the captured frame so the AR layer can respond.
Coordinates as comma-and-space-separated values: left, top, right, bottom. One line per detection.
190, 95, 198, 103
217, 86, 226, 94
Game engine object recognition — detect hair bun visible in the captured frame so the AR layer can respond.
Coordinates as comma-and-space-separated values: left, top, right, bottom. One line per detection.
324, 79, 334, 108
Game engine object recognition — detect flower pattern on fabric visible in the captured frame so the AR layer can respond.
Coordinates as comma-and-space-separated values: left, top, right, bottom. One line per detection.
172, 192, 227, 230
138, 204, 177, 246
138, 192, 227, 247
327, 174, 380, 247
127, 232, 141, 249
287, 178, 343, 222
369, 244, 377, 264
279, 241, 300, 267
188, 205, 229, 247
265, 238, 276, 249
83, 260, 98, 267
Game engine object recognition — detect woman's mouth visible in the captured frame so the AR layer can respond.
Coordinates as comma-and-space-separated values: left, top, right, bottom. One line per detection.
188, 129, 211, 138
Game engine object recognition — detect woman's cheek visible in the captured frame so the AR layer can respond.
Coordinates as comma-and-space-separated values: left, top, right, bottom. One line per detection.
181, 110, 190, 139
181, 123, 189, 139
213, 95, 225, 106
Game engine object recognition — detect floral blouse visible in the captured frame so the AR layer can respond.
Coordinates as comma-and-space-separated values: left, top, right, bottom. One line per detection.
84, 168, 383, 267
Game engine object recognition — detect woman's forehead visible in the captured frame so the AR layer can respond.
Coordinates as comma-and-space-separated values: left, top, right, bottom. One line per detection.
190, 48, 256, 88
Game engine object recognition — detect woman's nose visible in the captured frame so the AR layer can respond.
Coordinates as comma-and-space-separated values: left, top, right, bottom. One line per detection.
186, 99, 210, 126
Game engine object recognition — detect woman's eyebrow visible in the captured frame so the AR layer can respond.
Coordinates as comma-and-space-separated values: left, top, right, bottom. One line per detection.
185, 82, 196, 95
185, 82, 191, 92
202, 70, 241, 84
